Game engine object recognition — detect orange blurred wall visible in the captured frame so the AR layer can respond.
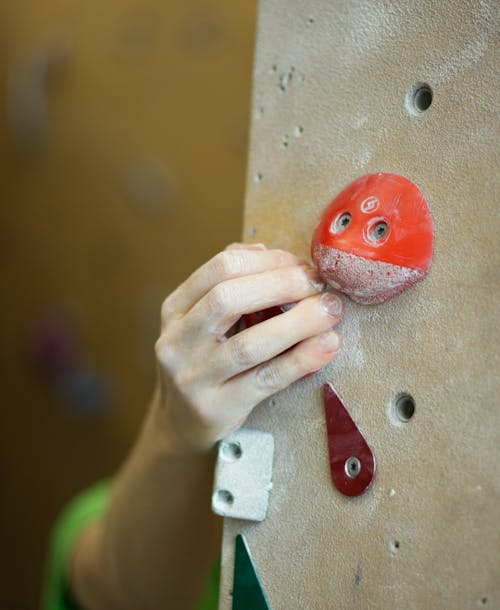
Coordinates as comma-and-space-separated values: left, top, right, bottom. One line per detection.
0, 1, 256, 606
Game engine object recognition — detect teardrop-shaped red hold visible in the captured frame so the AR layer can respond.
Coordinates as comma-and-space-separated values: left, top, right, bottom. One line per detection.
311, 172, 434, 304
323, 383, 376, 497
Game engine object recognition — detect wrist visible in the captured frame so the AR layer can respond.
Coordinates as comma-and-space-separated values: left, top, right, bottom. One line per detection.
145, 384, 218, 459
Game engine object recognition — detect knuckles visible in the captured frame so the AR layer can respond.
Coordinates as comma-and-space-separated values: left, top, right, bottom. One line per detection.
209, 250, 245, 280
254, 362, 283, 394
156, 338, 201, 394
205, 282, 235, 317
154, 337, 177, 370
229, 334, 260, 368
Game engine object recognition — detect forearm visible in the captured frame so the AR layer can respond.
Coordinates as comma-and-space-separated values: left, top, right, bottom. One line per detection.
71, 388, 221, 610
69, 245, 343, 609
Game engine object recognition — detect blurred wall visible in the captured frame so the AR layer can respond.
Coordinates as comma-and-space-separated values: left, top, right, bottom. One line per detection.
0, 1, 256, 607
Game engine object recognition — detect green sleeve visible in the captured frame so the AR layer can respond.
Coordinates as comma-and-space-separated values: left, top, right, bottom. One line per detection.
41, 480, 112, 610
41, 479, 220, 610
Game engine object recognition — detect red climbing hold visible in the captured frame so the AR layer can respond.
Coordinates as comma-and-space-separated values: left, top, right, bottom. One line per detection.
323, 383, 376, 497
311, 172, 434, 304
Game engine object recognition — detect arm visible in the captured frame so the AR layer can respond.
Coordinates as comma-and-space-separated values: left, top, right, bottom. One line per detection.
69, 243, 344, 610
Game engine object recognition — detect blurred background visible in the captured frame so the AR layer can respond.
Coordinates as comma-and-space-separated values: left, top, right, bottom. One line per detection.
0, 1, 256, 607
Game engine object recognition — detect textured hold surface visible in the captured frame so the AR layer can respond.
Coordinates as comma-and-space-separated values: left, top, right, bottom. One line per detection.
312, 242, 425, 305
212, 428, 274, 522
221, 1, 499, 608
311, 172, 434, 303
311, 173, 434, 270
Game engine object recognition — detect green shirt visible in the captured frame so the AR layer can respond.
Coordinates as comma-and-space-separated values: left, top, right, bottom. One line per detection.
42, 480, 220, 610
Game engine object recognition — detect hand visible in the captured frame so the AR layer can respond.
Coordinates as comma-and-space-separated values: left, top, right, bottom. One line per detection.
154, 243, 343, 453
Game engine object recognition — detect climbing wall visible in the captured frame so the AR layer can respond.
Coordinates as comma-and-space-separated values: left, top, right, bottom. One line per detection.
220, 1, 499, 608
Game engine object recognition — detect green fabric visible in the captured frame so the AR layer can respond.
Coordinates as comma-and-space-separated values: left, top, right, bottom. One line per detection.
42, 480, 220, 610
193, 560, 220, 610
42, 480, 111, 610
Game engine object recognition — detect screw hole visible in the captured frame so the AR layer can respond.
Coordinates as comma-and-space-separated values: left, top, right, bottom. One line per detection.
406, 82, 433, 115
390, 539, 400, 554
394, 393, 415, 422
219, 441, 243, 462
481, 597, 488, 605
213, 489, 234, 511
414, 85, 433, 111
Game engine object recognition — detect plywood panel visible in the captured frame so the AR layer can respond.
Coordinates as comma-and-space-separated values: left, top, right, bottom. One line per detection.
221, 1, 499, 608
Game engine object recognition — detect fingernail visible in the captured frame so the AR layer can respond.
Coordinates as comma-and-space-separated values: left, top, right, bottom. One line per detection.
318, 330, 340, 352
249, 242, 267, 250
321, 292, 343, 317
306, 268, 326, 292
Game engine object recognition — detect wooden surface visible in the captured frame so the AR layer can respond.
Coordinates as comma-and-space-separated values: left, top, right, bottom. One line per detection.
0, 1, 256, 607
221, 1, 499, 608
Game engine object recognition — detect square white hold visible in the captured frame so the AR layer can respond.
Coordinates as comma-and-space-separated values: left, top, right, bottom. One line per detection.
212, 428, 274, 522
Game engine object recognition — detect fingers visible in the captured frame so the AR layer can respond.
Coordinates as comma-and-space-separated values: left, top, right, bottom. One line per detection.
218, 328, 342, 418
225, 242, 267, 251
182, 264, 328, 340
211, 291, 343, 381
161, 247, 307, 321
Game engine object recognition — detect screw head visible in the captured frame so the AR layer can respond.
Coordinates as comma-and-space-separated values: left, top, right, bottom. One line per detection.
345, 456, 361, 478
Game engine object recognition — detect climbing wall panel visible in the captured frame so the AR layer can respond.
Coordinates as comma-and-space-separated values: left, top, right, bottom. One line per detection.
221, 1, 499, 608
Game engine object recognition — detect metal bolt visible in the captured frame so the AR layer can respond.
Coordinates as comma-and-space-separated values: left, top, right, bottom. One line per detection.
331, 212, 352, 233
345, 456, 361, 478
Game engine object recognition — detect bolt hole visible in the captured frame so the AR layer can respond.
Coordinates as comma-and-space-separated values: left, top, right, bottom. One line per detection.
390, 539, 400, 553
219, 441, 242, 462
406, 82, 433, 115
414, 85, 433, 111
394, 393, 415, 422
213, 489, 234, 511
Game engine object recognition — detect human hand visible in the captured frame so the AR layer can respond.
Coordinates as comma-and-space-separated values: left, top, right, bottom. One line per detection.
154, 243, 343, 453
